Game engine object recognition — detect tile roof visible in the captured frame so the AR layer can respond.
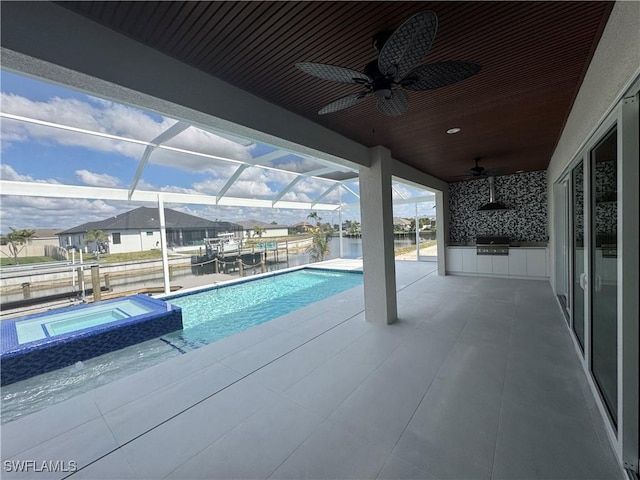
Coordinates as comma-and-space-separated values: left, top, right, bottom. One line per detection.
58, 207, 240, 234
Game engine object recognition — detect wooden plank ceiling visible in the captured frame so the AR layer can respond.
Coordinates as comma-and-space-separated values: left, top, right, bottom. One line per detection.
60, 1, 613, 182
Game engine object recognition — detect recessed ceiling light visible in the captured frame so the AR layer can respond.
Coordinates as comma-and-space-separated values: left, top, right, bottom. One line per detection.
446, 127, 461, 134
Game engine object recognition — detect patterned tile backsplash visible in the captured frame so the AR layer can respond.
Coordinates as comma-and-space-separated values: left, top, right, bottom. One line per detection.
448, 170, 548, 243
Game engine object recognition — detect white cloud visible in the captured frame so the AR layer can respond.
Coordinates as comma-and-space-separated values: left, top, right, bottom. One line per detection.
75, 169, 121, 188
0, 195, 126, 231
1, 92, 254, 172
0, 164, 33, 181
0, 164, 60, 184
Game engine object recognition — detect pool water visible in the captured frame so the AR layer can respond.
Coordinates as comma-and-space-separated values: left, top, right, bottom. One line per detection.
14, 299, 154, 343
164, 269, 362, 351
1, 268, 362, 423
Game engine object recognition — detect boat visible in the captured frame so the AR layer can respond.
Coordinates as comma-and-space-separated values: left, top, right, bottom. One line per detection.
203, 233, 241, 257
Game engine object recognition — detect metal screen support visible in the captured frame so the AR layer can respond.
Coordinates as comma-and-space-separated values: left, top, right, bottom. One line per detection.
128, 121, 190, 199
158, 195, 171, 295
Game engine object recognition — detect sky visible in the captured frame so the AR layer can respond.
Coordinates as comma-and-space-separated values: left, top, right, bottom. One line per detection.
0, 70, 435, 234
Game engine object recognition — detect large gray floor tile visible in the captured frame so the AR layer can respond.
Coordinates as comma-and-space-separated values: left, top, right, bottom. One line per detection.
4, 418, 118, 480
283, 347, 380, 418
457, 314, 512, 348
68, 449, 137, 479
122, 378, 278, 479
91, 342, 219, 414
103, 361, 241, 444
392, 343, 508, 479
269, 420, 391, 479
167, 396, 323, 479
205, 322, 285, 360
377, 454, 435, 480
492, 396, 623, 479
218, 330, 307, 375
1, 394, 101, 459
327, 329, 454, 450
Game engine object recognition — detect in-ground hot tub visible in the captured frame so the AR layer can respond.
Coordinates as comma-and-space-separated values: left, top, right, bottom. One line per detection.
0, 294, 182, 385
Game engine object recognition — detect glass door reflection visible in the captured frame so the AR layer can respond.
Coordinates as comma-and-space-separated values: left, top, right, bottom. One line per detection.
571, 161, 585, 352
590, 127, 618, 425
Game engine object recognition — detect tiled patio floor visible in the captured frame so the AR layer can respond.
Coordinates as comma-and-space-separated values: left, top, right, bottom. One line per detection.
1, 261, 623, 479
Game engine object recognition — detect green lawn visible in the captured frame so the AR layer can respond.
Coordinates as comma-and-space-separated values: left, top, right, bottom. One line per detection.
86, 250, 165, 263
1, 256, 56, 266
394, 241, 437, 256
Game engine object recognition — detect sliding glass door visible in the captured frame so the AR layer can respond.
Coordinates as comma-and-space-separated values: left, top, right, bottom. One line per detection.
590, 127, 619, 424
554, 86, 638, 475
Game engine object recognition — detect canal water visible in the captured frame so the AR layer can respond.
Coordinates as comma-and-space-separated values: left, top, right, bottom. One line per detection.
279, 234, 435, 269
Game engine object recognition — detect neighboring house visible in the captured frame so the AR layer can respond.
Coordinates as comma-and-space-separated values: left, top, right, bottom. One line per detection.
0, 229, 65, 260
393, 217, 412, 232
57, 207, 242, 254
31, 229, 64, 248
291, 222, 313, 234
236, 220, 289, 239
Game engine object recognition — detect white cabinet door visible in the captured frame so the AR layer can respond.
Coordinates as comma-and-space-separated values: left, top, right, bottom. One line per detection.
508, 249, 527, 275
477, 256, 493, 274
462, 249, 477, 273
446, 248, 463, 272
526, 249, 548, 277
492, 256, 509, 275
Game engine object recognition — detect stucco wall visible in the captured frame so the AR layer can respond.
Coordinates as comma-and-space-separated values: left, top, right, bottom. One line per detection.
547, 0, 640, 288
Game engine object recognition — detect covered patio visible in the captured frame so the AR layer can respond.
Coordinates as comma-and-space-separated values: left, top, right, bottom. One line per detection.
1, 1, 638, 479
2, 261, 621, 479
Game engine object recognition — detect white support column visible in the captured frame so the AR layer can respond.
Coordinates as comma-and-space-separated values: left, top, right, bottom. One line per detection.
359, 146, 397, 325
435, 190, 448, 275
338, 198, 344, 259
415, 202, 420, 260
158, 195, 171, 295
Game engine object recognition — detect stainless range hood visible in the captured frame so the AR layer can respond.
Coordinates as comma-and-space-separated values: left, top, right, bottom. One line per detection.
478, 176, 508, 211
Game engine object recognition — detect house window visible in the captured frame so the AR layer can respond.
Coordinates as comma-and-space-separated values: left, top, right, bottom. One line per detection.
146, 231, 153, 236
112, 233, 121, 244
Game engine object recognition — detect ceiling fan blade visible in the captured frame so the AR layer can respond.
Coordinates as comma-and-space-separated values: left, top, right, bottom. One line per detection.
483, 166, 508, 176
378, 11, 438, 81
401, 61, 481, 91
376, 89, 408, 116
319, 92, 368, 115
296, 62, 371, 84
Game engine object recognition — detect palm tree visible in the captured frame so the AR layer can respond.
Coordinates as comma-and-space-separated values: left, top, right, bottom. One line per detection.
1, 228, 35, 265
84, 229, 108, 259
305, 211, 330, 262
307, 211, 322, 226
253, 226, 266, 238
306, 229, 331, 262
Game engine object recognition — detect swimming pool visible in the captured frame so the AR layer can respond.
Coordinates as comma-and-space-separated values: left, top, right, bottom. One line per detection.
162, 268, 363, 351
1, 295, 182, 386
1, 267, 363, 422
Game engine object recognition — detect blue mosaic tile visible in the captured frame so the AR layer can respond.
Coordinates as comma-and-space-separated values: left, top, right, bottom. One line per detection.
0, 294, 182, 386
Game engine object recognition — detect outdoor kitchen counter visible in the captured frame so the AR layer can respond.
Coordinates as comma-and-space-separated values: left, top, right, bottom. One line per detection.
445, 245, 549, 279
446, 242, 548, 248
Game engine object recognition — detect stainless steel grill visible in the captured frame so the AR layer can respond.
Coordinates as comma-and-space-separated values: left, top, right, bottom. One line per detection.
601, 244, 617, 258
476, 236, 510, 255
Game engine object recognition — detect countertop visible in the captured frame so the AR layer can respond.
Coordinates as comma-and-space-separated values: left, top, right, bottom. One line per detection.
447, 242, 548, 248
